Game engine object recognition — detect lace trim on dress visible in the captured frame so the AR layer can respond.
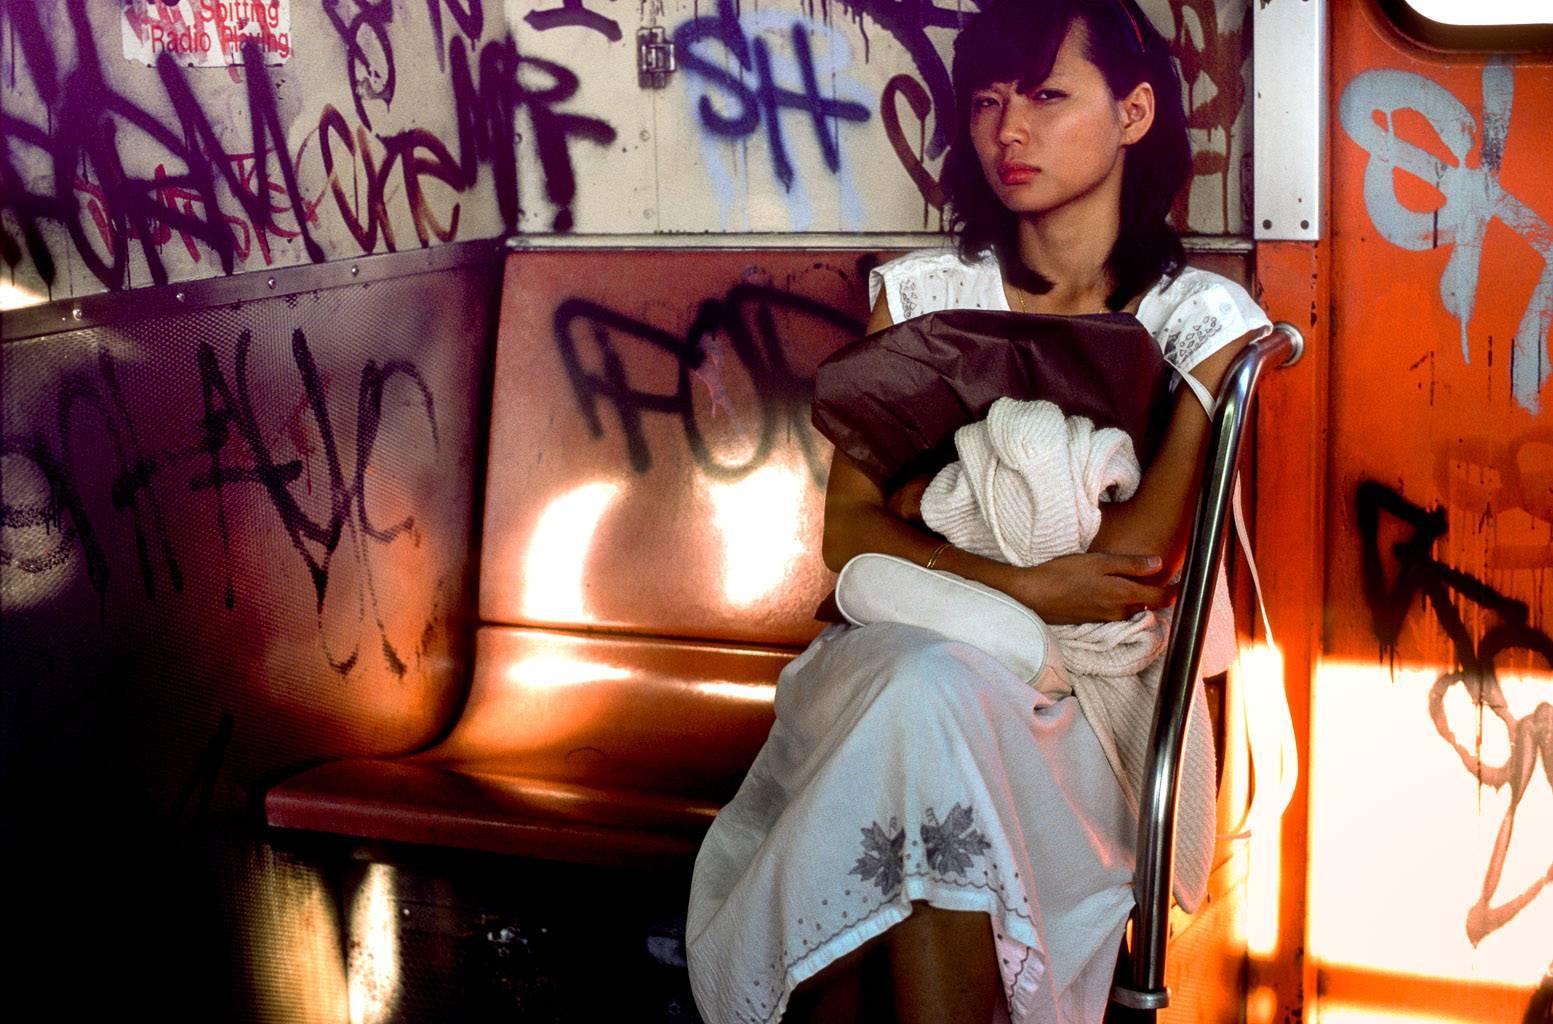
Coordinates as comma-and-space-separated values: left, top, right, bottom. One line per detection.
738, 802, 1036, 1024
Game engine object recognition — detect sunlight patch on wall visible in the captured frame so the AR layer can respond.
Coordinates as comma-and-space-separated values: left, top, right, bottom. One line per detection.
1229, 643, 1299, 959
1317, 1003, 1482, 1024
521, 481, 622, 622
0, 281, 47, 310
1308, 661, 1552, 989
692, 680, 777, 704
702, 457, 809, 608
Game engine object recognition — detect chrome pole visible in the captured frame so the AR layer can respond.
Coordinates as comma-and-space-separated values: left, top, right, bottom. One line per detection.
1110, 322, 1303, 1010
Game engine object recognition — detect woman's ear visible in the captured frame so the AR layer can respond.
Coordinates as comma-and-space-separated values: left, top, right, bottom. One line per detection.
1118, 81, 1156, 145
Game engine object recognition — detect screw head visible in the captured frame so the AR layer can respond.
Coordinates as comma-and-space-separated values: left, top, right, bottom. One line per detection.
70, 306, 84, 320
266, 277, 276, 289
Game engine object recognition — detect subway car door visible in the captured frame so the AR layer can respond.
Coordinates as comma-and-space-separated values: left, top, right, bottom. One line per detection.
1254, 3, 1552, 1023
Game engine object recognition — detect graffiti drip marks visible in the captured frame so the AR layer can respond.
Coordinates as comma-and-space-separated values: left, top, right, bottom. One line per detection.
1340, 64, 1553, 414
676, 0, 871, 193
553, 284, 862, 487
1168, 0, 1251, 233
880, 73, 946, 223
0, 2, 323, 291
0, 0, 616, 292
831, 0, 976, 157
1356, 481, 1552, 945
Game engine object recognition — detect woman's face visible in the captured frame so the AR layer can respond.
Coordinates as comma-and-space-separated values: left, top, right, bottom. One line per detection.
967, 23, 1150, 220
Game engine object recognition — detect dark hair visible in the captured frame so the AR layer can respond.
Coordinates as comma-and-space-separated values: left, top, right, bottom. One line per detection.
944, 0, 1191, 310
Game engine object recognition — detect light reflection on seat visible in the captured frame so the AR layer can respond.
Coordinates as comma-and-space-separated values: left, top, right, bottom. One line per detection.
505, 653, 633, 691
347, 863, 399, 1024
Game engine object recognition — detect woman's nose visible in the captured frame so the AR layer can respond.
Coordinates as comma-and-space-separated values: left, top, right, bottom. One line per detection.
997, 99, 1029, 145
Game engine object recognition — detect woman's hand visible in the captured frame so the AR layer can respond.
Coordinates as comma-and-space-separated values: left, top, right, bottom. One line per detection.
998, 552, 1176, 625
885, 473, 934, 524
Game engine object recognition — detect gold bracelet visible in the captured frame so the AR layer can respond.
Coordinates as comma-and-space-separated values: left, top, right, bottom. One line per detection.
925, 541, 951, 570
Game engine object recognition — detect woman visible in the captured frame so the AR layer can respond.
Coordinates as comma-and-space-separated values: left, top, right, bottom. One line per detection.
687, 3, 1270, 1022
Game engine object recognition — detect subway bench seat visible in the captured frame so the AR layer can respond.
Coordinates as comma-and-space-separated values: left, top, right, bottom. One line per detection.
266, 248, 870, 867
264, 246, 1285, 1017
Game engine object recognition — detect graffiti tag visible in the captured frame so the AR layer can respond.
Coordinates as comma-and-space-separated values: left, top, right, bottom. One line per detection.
1356, 481, 1552, 945
1340, 64, 1553, 415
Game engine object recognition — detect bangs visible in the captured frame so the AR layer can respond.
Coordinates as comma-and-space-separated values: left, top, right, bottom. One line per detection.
950, 0, 1073, 103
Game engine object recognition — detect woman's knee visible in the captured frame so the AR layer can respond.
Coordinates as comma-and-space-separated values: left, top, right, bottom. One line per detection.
871, 634, 999, 710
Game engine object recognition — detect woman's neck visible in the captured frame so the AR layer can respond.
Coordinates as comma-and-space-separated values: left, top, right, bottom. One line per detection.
1008, 185, 1123, 315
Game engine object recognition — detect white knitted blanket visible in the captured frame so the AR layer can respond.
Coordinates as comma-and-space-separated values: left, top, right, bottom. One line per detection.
921, 398, 1217, 911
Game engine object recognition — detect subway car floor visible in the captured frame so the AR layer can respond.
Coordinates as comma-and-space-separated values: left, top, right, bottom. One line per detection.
12, 818, 703, 1023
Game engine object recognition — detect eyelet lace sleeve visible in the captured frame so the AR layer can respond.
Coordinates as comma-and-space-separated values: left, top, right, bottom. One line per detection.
1139, 268, 1272, 373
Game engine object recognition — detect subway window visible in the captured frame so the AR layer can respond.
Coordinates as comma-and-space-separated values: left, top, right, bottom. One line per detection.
1386, 0, 1553, 47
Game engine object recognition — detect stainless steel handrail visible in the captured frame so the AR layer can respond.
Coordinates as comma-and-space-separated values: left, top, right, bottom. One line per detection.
1110, 321, 1304, 1012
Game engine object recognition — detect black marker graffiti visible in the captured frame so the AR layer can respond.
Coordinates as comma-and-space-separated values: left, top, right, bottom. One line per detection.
1356, 481, 1552, 946
192, 327, 438, 675
524, 0, 622, 42
1, 0, 614, 289
323, 0, 398, 130
1, 2, 322, 291
553, 284, 862, 486
1, 329, 439, 678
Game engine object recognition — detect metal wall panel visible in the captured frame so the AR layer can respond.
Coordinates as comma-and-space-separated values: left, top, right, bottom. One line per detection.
3, 0, 1257, 305
1, 256, 497, 819
1291, 4, 1553, 1020
481, 248, 869, 646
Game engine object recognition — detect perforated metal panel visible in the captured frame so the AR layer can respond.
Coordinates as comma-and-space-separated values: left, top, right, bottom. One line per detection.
1, 254, 497, 816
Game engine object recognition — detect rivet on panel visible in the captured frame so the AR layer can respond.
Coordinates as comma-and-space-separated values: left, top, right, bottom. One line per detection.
70, 306, 83, 320
266, 277, 276, 289
351, 265, 359, 276
175, 291, 186, 302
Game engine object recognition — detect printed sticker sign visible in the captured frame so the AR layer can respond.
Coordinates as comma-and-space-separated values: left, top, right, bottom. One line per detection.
121, 0, 292, 67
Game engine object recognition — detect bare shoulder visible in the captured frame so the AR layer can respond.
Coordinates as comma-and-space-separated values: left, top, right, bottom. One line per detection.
864, 293, 894, 334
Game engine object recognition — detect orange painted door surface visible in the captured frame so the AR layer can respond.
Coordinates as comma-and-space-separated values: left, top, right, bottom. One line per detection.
1304, 4, 1552, 1022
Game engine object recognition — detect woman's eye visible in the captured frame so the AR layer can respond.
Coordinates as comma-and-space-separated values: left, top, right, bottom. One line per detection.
971, 96, 999, 111
1032, 89, 1066, 102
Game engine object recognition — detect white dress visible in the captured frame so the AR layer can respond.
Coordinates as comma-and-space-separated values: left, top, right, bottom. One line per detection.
686, 247, 1272, 1024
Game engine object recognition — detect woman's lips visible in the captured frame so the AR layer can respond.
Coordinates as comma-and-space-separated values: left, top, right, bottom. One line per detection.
998, 163, 1038, 185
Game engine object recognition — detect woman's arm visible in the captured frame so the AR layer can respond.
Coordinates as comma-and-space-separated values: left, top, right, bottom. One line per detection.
1088, 329, 1261, 573
822, 295, 1174, 624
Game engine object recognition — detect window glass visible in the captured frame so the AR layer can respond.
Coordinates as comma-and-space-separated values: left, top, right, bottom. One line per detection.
1386, 0, 1553, 48
1404, 0, 1553, 26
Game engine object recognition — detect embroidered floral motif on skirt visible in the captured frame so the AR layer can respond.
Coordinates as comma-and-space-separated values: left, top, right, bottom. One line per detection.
686, 623, 1139, 1024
